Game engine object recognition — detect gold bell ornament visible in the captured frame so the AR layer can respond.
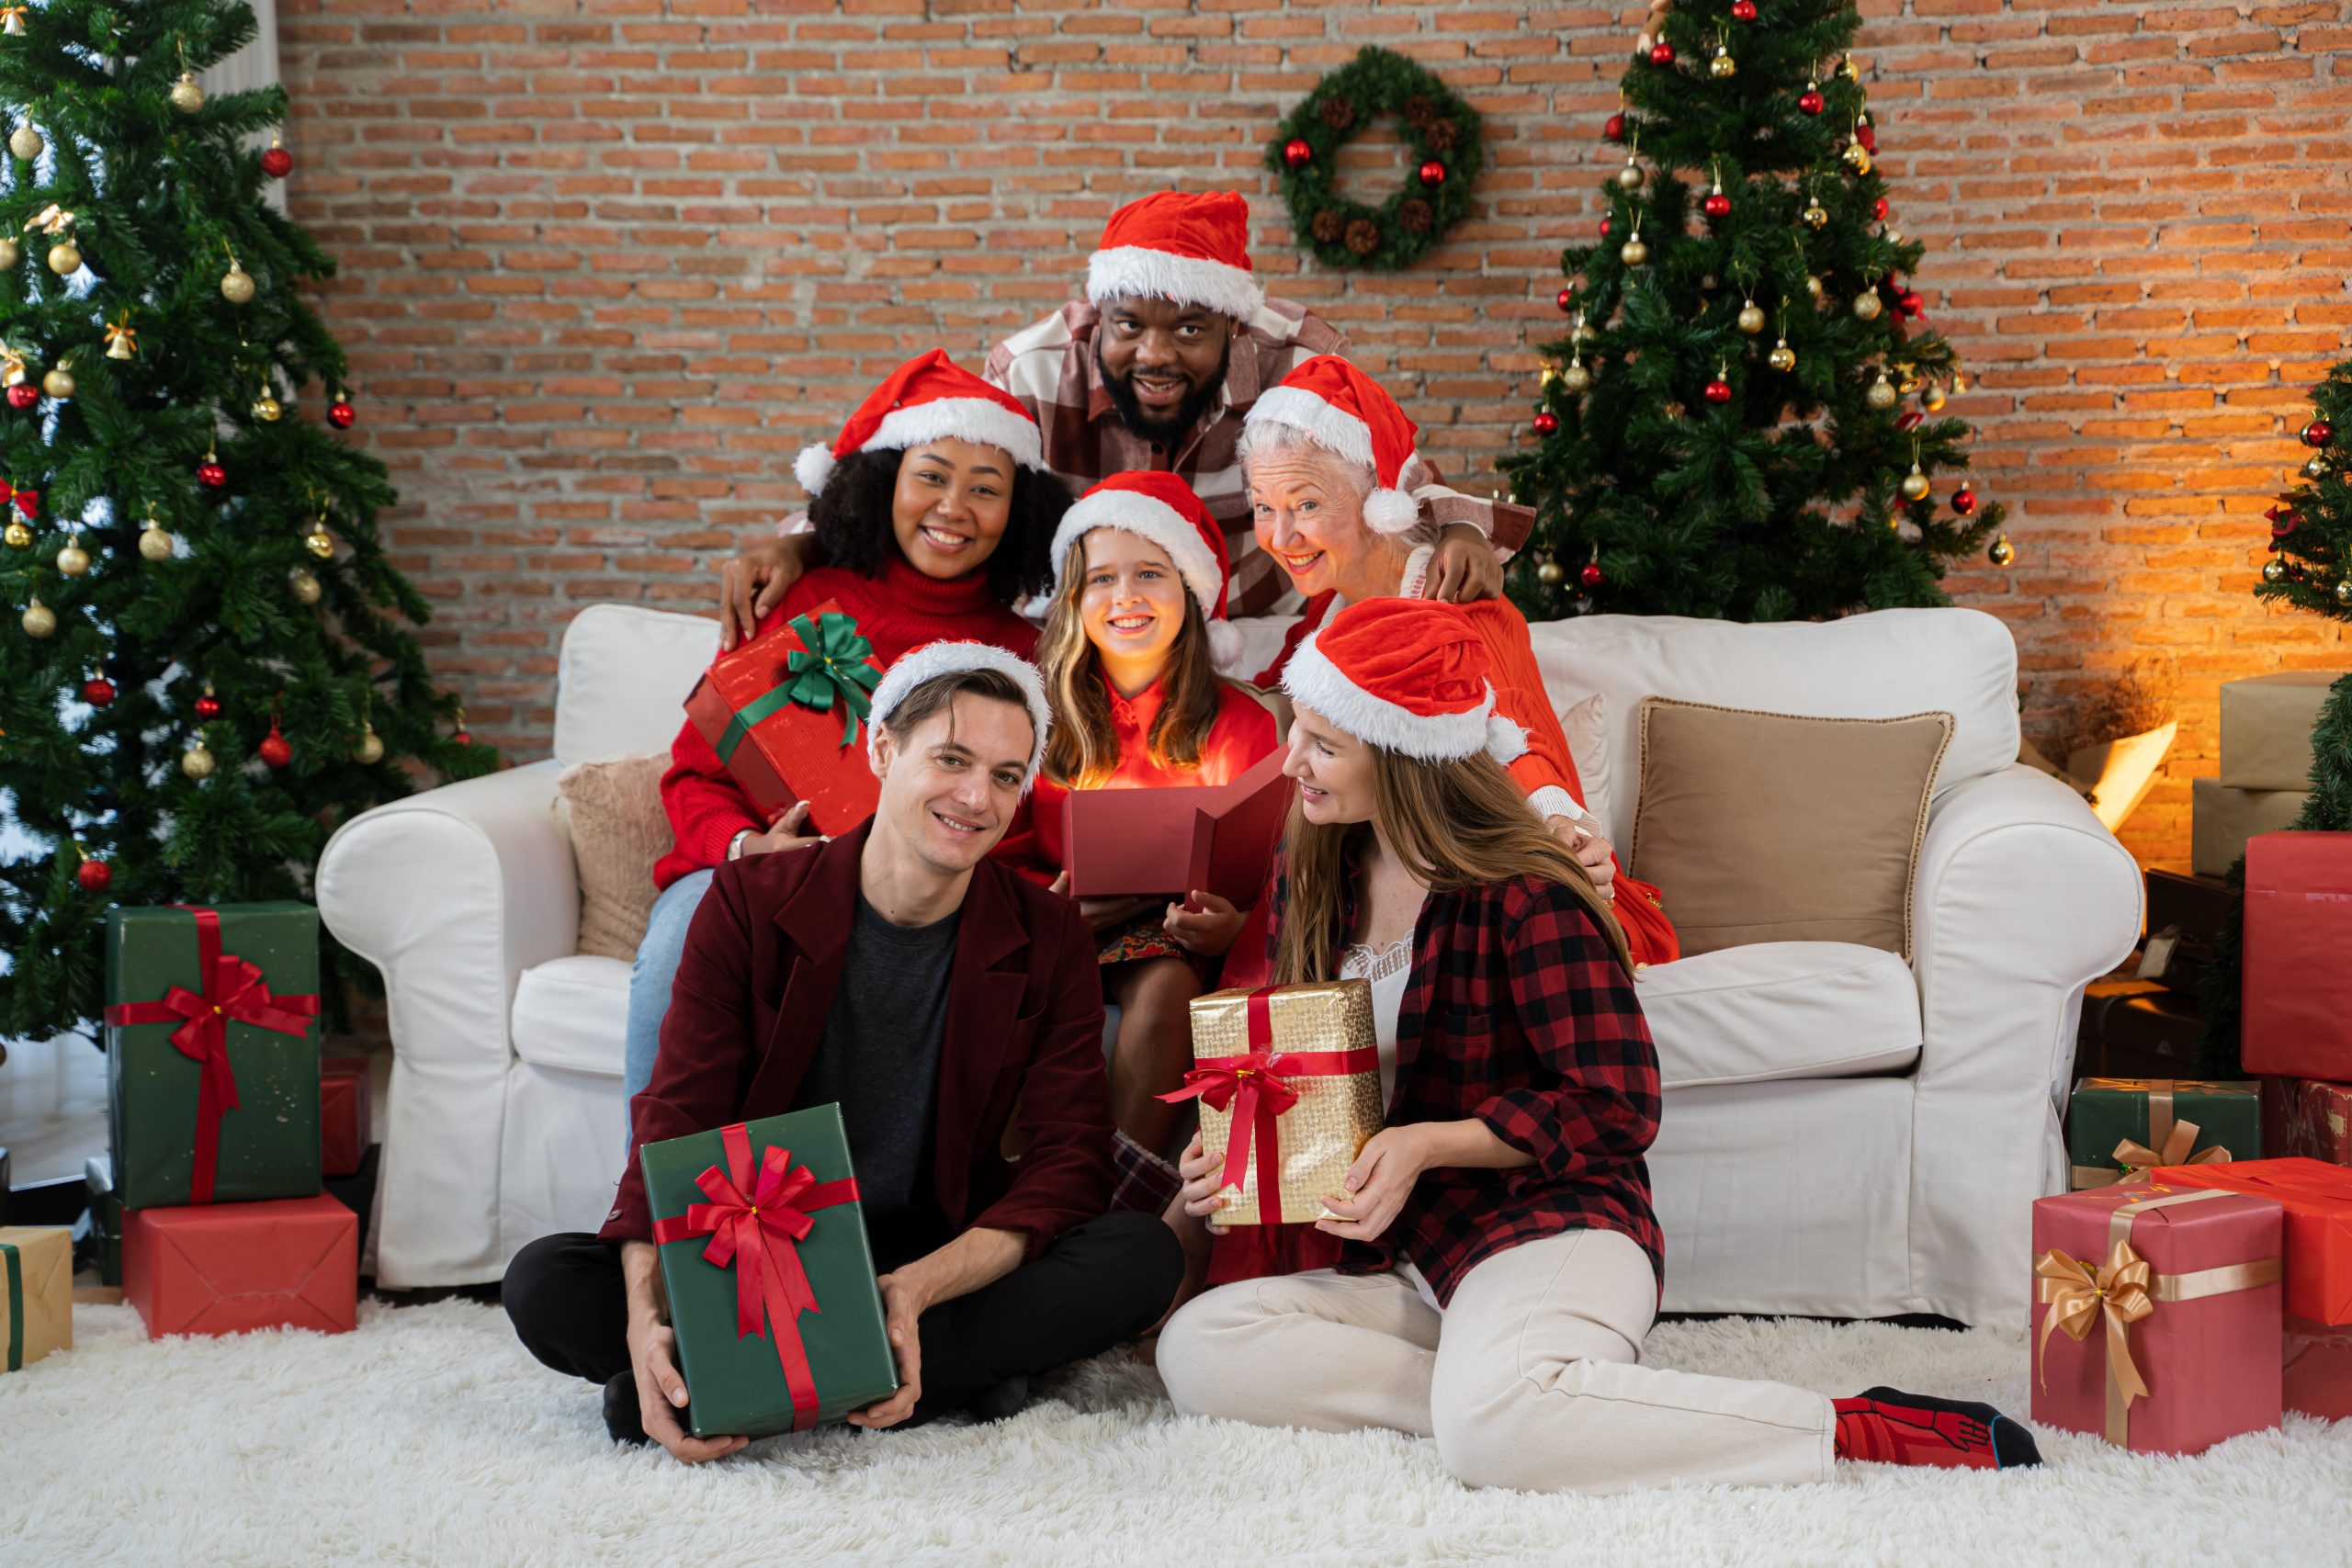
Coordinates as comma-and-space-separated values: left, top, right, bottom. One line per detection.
2, 7, 28, 38
55, 531, 88, 575
104, 314, 136, 360
138, 509, 175, 561
20, 594, 52, 637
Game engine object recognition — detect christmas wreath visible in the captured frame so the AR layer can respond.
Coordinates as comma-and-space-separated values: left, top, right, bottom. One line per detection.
1266, 47, 1483, 273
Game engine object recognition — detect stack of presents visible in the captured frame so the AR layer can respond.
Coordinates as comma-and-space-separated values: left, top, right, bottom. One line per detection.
2041, 670, 2352, 1452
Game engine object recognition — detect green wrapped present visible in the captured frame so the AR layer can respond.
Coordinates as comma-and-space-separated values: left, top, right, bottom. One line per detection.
104, 903, 322, 1210
645, 1106, 897, 1438
2068, 1077, 2259, 1190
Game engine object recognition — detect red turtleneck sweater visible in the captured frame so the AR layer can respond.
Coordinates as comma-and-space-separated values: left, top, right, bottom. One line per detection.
653, 555, 1038, 890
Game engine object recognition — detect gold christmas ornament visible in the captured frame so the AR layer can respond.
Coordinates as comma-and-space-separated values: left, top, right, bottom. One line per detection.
254, 389, 283, 423
2263, 558, 2288, 585
1536, 556, 1566, 587
1, 8, 25, 38
1865, 371, 1897, 410
1710, 45, 1736, 79
1802, 202, 1829, 231
2306, 456, 2330, 479
180, 739, 216, 780
1615, 156, 1645, 192
288, 565, 322, 604
3, 518, 29, 548
1842, 141, 1872, 175
1839, 54, 1860, 81
1737, 299, 1766, 334
1901, 464, 1931, 501
305, 515, 335, 558
1, 346, 23, 386
0, 235, 17, 270
2336, 578, 2352, 607
1620, 230, 1649, 266
355, 722, 384, 765
55, 533, 87, 575
220, 261, 254, 304
1572, 317, 1599, 347
21, 594, 53, 637
7, 123, 39, 161
41, 359, 73, 400
1922, 383, 1947, 412
46, 238, 78, 276
1951, 371, 1970, 394
1894, 365, 1923, 395
103, 316, 136, 359
1769, 339, 1797, 373
1804, 273, 1825, 301
1989, 535, 2016, 569
138, 513, 175, 560
1561, 357, 1593, 393
169, 71, 206, 115
1852, 289, 1883, 321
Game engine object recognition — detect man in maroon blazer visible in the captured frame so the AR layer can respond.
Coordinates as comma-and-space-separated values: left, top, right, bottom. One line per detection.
503, 649, 1184, 1461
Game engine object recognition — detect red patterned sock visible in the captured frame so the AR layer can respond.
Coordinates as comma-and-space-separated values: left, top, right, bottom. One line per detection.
1833, 1387, 2041, 1470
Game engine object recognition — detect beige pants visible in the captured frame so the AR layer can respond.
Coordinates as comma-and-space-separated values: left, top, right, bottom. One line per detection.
1157, 1228, 1835, 1495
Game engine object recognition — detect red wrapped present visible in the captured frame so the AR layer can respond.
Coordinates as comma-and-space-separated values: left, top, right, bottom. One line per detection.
123, 1193, 357, 1339
2242, 831, 2352, 1080
1062, 750, 1290, 904
2030, 1181, 2282, 1453
2262, 1076, 2352, 1167
2148, 1156, 2352, 1326
321, 1056, 371, 1179
684, 599, 883, 836
2285, 1314, 2352, 1419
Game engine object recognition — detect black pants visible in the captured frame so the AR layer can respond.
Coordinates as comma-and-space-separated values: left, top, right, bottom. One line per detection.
503, 1211, 1183, 1428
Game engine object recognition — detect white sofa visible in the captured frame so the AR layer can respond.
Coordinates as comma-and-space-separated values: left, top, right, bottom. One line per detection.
318, 603, 2139, 1323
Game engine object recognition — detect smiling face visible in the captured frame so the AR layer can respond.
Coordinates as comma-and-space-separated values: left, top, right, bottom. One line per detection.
888, 438, 1017, 580
1095, 297, 1234, 445
1283, 702, 1377, 829
1076, 526, 1189, 677
1247, 440, 1398, 602
871, 690, 1036, 877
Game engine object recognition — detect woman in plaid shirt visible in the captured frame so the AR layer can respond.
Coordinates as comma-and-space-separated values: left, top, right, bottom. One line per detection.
1155, 598, 2041, 1493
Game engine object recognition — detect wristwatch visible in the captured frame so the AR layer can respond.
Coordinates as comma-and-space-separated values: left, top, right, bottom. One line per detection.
726, 829, 752, 862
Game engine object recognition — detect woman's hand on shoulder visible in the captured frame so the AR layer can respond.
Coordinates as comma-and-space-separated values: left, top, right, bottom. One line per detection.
1424, 524, 1502, 604
718, 531, 813, 652
1545, 815, 1615, 901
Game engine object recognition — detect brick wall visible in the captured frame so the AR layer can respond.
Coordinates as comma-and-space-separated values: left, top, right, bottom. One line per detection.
279, 0, 2350, 866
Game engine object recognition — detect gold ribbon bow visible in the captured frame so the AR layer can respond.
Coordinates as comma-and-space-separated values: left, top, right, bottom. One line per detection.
23, 203, 71, 236
2070, 1078, 2239, 1189
2109, 1119, 2230, 1181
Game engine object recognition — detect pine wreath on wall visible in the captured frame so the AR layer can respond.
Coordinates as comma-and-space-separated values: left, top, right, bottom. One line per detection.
1266, 47, 1484, 273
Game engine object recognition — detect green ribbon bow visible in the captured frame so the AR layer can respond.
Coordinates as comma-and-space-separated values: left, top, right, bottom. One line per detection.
715, 611, 880, 761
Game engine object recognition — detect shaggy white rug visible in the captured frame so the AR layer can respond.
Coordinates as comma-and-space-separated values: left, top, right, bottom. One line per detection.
4, 1300, 2348, 1567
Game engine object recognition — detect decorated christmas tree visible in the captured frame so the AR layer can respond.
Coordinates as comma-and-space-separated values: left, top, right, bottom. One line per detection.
0, 2, 492, 1041
2199, 365, 2352, 1075
1500, 0, 2004, 622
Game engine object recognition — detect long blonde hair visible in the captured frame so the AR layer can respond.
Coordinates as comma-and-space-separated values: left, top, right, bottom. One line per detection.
1272, 743, 1632, 985
1035, 534, 1226, 788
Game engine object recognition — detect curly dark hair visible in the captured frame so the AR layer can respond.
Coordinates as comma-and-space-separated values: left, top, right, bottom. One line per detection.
805, 446, 1069, 606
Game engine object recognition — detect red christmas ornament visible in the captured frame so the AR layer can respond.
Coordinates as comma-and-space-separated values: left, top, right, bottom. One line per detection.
2303, 419, 2334, 447
454, 728, 473, 748
1418, 159, 1446, 186
6, 382, 38, 411
1283, 138, 1312, 171
1599, 217, 1611, 237
1580, 561, 1606, 589
1731, 0, 1758, 17
77, 857, 113, 894
1556, 287, 1577, 313
1874, 197, 1891, 220
261, 144, 293, 178
1703, 378, 1733, 405
1951, 485, 1977, 516
1895, 411, 1925, 433
1603, 112, 1627, 141
259, 722, 293, 769
194, 693, 221, 719
1702, 191, 1732, 220
1650, 41, 1676, 66
197, 458, 228, 489
1898, 289, 1924, 319
1532, 411, 1560, 436
327, 398, 356, 430
2270, 507, 2303, 537
83, 676, 115, 706
1857, 121, 1877, 153
1798, 88, 1825, 116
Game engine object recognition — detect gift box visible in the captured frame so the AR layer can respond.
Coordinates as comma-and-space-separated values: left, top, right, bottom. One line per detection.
82, 1155, 120, 1288
2263, 1076, 2352, 1166
321, 1056, 371, 1179
2067, 1077, 2256, 1189
2030, 1182, 2283, 1453
104, 903, 322, 1210
2284, 1314, 2352, 1419
684, 601, 884, 837
2147, 1156, 2352, 1327
2219, 671, 2342, 792
2242, 831, 2352, 1080
0, 1225, 74, 1371
1169, 981, 1385, 1227
644, 1107, 897, 1437
122, 1193, 357, 1339
2190, 777, 2309, 876
1062, 750, 1290, 904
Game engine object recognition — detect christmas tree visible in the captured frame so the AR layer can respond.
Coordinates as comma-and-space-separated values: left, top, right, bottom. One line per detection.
0, 3, 492, 1041
2199, 366, 2352, 1075
1500, 0, 2004, 622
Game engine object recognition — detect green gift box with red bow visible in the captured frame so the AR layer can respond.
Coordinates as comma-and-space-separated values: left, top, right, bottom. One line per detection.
644, 1104, 898, 1438
685, 600, 884, 837
104, 903, 322, 1211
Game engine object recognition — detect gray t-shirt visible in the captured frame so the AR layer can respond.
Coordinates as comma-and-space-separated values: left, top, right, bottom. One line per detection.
795, 892, 959, 1258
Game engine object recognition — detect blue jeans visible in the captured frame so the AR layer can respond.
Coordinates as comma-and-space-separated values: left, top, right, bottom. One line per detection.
620, 867, 714, 1156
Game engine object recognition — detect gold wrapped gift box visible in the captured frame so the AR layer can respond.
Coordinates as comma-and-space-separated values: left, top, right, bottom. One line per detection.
1182, 980, 1385, 1227
1, 1225, 74, 1372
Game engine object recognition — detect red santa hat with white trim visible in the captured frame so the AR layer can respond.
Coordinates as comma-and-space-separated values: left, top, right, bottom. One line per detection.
1085, 191, 1266, 323
796, 349, 1046, 498
1281, 598, 1528, 766
1047, 470, 1246, 672
1242, 355, 1426, 536
866, 640, 1054, 791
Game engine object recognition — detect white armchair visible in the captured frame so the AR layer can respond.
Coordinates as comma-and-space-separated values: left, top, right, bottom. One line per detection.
322, 603, 2138, 1323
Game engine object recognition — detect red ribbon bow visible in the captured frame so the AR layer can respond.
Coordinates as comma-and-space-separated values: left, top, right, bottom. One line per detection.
10, 484, 38, 519
650, 1122, 860, 1432
101, 906, 320, 1203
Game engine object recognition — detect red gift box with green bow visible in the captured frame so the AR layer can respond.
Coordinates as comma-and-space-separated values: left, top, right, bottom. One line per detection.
686, 600, 884, 837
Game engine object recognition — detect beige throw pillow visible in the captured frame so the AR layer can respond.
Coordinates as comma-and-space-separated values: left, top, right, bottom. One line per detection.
1556, 691, 1611, 832
1629, 699, 1954, 959
557, 752, 674, 961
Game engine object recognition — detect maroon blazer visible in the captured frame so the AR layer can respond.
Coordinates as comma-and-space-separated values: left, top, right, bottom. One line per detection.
599, 820, 1115, 1256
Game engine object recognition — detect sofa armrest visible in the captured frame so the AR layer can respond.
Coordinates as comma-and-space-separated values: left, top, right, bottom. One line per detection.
315, 758, 577, 1286
1905, 762, 2143, 1319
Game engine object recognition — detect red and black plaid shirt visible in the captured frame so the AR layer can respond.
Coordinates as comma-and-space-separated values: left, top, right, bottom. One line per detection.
1267, 852, 1665, 1305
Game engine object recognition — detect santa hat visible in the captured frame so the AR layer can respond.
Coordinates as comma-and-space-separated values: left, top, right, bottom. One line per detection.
1281, 598, 1527, 766
795, 349, 1045, 498
1242, 355, 1425, 535
866, 640, 1054, 790
1047, 471, 1246, 672
1085, 191, 1265, 323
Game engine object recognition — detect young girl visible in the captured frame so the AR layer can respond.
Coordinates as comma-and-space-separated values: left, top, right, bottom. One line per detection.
1156, 598, 2039, 1494
1019, 470, 1276, 1204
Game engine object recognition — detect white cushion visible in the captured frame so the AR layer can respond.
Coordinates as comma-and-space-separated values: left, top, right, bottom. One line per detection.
554, 604, 718, 766
1640, 942, 1921, 1089
1557, 691, 1611, 830
510, 953, 632, 1077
